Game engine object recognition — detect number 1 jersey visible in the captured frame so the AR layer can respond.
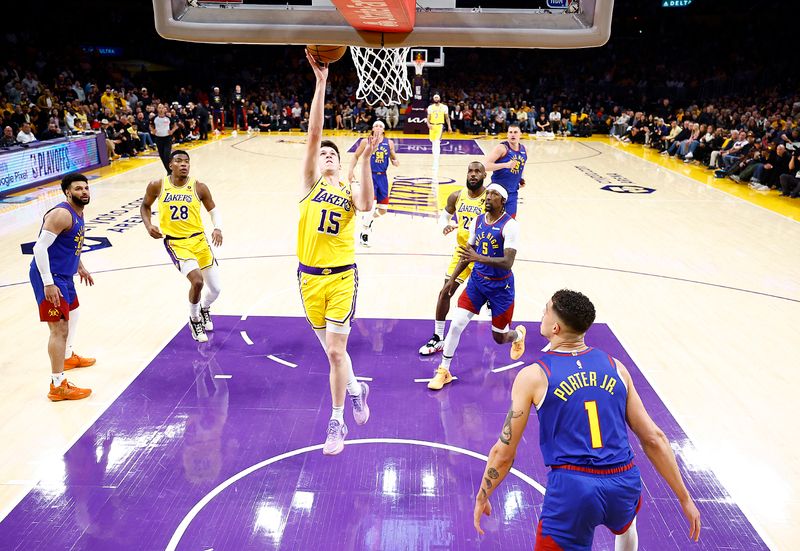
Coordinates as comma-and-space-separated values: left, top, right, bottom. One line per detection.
298, 177, 356, 268
534, 348, 634, 467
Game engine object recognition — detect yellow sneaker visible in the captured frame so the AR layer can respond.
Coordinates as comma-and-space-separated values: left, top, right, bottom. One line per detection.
510, 325, 526, 360
427, 366, 453, 390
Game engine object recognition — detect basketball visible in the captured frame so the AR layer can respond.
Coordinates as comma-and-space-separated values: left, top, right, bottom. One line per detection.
307, 45, 348, 64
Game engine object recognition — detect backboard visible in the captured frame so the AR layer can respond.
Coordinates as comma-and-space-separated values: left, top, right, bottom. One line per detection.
153, 0, 614, 49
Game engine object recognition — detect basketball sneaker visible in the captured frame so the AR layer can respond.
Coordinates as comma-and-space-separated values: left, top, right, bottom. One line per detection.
351, 382, 370, 425
510, 325, 526, 360
64, 353, 96, 370
419, 335, 444, 355
427, 366, 453, 390
190, 318, 208, 343
48, 379, 91, 401
359, 232, 369, 247
200, 307, 214, 331
322, 419, 348, 455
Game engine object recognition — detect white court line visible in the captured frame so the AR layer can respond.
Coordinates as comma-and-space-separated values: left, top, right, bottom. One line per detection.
165, 438, 545, 551
214, 375, 232, 380
240, 331, 253, 345
267, 355, 297, 368
355, 376, 373, 382
414, 376, 459, 383
491, 361, 525, 374
240, 314, 248, 321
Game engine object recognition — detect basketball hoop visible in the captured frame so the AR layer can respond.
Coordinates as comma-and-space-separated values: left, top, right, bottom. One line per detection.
349, 46, 412, 106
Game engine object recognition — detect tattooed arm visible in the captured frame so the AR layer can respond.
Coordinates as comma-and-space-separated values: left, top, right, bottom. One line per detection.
474, 365, 547, 535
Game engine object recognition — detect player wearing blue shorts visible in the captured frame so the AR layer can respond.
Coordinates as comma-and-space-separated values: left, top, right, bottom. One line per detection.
426, 183, 527, 390
349, 120, 398, 247
473, 290, 701, 549
29, 173, 96, 401
484, 123, 527, 218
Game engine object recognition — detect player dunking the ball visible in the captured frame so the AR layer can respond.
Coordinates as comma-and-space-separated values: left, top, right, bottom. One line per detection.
419, 161, 486, 356
299, 50, 379, 455
141, 150, 223, 343
348, 120, 399, 247
474, 290, 700, 549
427, 183, 526, 390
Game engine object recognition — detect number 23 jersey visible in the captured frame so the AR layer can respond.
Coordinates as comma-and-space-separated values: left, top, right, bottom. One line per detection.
298, 176, 356, 268
158, 176, 205, 238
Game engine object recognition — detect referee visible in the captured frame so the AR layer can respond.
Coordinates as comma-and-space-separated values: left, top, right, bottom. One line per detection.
151, 103, 175, 173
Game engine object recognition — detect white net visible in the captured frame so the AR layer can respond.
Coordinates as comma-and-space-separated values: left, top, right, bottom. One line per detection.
349, 46, 412, 106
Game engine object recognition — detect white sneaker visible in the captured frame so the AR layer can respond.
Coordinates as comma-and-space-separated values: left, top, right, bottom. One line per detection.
351, 382, 370, 425
189, 318, 208, 343
419, 335, 445, 355
201, 307, 214, 332
322, 420, 348, 455
685, 152, 693, 160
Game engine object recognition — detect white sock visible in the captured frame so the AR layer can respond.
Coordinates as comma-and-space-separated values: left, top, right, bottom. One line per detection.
434, 321, 445, 340
441, 354, 453, 370
189, 302, 201, 321
65, 308, 79, 358
614, 518, 638, 551
51, 372, 65, 386
331, 406, 344, 423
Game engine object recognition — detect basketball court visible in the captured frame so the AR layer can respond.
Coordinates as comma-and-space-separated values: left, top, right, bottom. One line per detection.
1, 0, 798, 549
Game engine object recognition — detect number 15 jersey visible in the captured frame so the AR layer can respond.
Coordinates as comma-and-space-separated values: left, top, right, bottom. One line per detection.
158, 176, 204, 238
298, 177, 356, 268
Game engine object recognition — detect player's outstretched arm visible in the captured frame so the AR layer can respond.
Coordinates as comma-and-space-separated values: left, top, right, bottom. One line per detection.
140, 180, 163, 239
482, 143, 512, 172
439, 190, 460, 235
348, 138, 366, 183
352, 132, 378, 211
620, 361, 701, 542
302, 50, 328, 194
473, 366, 542, 535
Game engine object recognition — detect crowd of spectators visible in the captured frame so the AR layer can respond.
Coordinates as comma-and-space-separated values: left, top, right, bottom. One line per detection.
2, 24, 799, 197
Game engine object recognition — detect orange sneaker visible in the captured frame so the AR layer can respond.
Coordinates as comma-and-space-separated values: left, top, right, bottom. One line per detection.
48, 379, 92, 401
64, 353, 96, 370
510, 325, 526, 360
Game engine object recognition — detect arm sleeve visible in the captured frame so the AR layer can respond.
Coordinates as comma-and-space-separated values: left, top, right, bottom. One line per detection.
32, 230, 58, 286
208, 207, 222, 230
502, 218, 520, 250
467, 217, 477, 246
438, 209, 454, 229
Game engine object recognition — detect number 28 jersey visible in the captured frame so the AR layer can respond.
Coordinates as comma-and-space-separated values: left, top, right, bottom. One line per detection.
158, 176, 205, 238
298, 177, 356, 268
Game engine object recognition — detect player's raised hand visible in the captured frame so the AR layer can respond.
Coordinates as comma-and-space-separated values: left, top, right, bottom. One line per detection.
364, 130, 381, 156
305, 49, 328, 81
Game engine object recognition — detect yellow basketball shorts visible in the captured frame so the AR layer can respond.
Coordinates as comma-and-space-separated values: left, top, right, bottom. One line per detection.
164, 232, 215, 272
297, 264, 358, 330
429, 124, 444, 142
446, 249, 472, 284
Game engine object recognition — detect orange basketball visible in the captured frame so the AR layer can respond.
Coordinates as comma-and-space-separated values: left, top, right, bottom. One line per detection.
307, 45, 348, 65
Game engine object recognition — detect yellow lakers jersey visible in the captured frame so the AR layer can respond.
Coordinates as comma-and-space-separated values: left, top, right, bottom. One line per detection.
454, 188, 486, 248
158, 177, 204, 238
428, 104, 447, 125
298, 177, 356, 267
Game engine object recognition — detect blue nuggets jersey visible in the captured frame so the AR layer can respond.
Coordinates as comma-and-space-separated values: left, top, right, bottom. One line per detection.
535, 348, 633, 467
490, 141, 527, 193
30, 202, 84, 276
472, 212, 512, 280
370, 138, 390, 173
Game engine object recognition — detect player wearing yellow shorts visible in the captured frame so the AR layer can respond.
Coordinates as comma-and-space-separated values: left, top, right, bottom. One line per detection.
300, 50, 379, 456
141, 150, 223, 343
427, 94, 451, 170
419, 161, 487, 355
